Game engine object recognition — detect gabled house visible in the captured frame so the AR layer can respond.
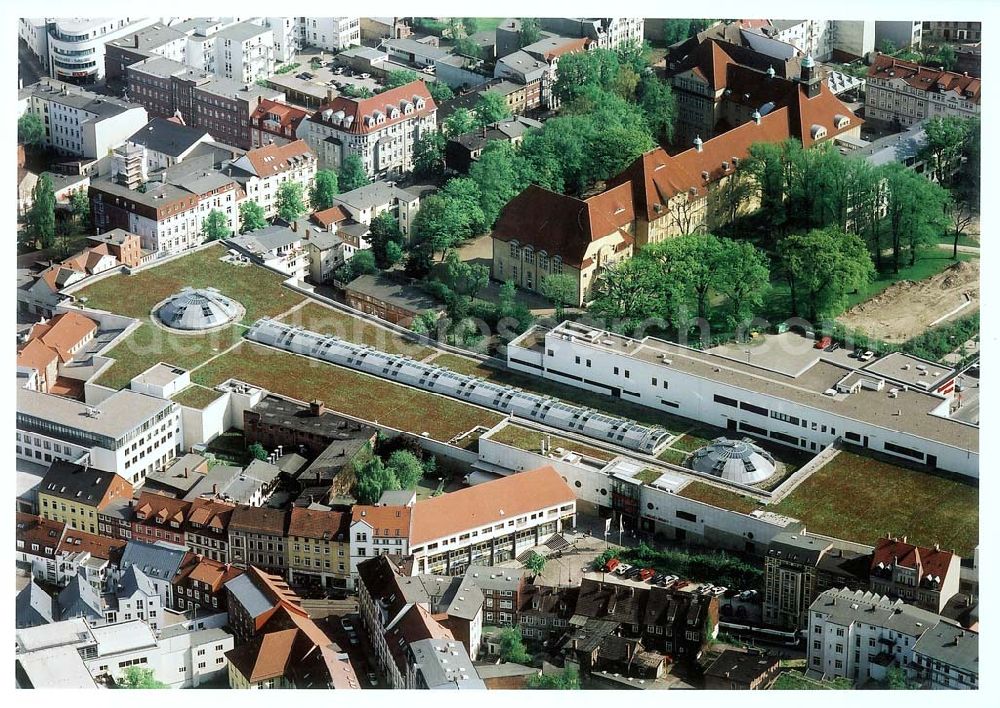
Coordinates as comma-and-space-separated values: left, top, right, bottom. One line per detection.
228, 139, 317, 219
183, 498, 235, 563
172, 554, 243, 615
132, 492, 191, 546
115, 540, 190, 608
869, 535, 961, 614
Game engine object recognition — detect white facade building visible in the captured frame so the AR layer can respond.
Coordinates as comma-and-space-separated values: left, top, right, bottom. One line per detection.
16, 387, 182, 486
47, 17, 160, 84
22, 79, 149, 159
303, 17, 362, 52
216, 21, 276, 86
230, 139, 317, 219
20, 18, 50, 71
506, 322, 978, 478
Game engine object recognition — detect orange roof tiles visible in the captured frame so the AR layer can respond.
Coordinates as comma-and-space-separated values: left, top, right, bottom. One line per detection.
243, 139, 315, 177
311, 205, 351, 229
872, 537, 956, 585
16, 513, 66, 559
57, 528, 126, 560
351, 505, 412, 538
20, 311, 98, 366
251, 99, 310, 129
288, 507, 349, 541
16, 338, 58, 375
134, 491, 191, 526
310, 80, 436, 136
410, 465, 575, 545
868, 53, 981, 104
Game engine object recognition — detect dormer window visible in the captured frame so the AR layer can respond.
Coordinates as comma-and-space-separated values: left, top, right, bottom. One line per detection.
415, 98, 425, 110
810, 124, 828, 140
833, 114, 851, 129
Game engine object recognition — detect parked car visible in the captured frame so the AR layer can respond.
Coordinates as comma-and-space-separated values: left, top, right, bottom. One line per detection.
710, 586, 728, 597
604, 558, 620, 573
334, 66, 345, 75
859, 350, 875, 362
360, 72, 371, 79
614, 563, 632, 576
348, 632, 360, 646
814, 336, 832, 349
659, 574, 679, 587
652, 573, 666, 584
638, 568, 656, 582
824, 341, 840, 352
625, 566, 642, 579
340, 617, 356, 633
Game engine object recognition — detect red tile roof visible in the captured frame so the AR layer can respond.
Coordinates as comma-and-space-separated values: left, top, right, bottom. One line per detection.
410, 465, 575, 545
174, 554, 243, 591
310, 205, 351, 229
16, 513, 66, 560
242, 139, 315, 177
351, 505, 412, 538
288, 507, 350, 541
491, 183, 635, 268
868, 53, 981, 104
871, 537, 957, 586
134, 491, 191, 526
16, 338, 58, 376
57, 528, 126, 560
310, 80, 436, 136
251, 99, 310, 131
20, 311, 98, 365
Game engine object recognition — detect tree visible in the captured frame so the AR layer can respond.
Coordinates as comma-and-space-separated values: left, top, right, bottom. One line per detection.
413, 131, 446, 179
117, 666, 167, 689
885, 665, 919, 690
26, 173, 56, 250
337, 249, 377, 282
778, 228, 875, 321
919, 116, 973, 184
461, 17, 478, 36
443, 108, 476, 138
404, 242, 435, 279
936, 44, 957, 71
70, 189, 90, 231
525, 552, 546, 576
468, 141, 534, 227
426, 80, 454, 104
947, 196, 975, 259
497, 627, 532, 664
882, 164, 949, 270
717, 240, 771, 332
519, 18, 541, 47
338, 154, 370, 192
248, 442, 268, 461
385, 69, 420, 88
589, 258, 660, 331
473, 91, 512, 128
442, 178, 488, 234
386, 450, 424, 489
526, 667, 581, 689
202, 209, 232, 242
540, 273, 577, 321
275, 181, 306, 222
369, 212, 404, 269
454, 36, 482, 59
354, 457, 400, 504
637, 74, 677, 143
443, 251, 489, 299
310, 169, 339, 210
239, 200, 267, 234
662, 19, 693, 46
18, 113, 45, 148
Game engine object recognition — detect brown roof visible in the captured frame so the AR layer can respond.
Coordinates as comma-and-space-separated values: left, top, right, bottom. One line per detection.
410, 465, 575, 545
251, 99, 310, 130
16, 338, 58, 375
491, 183, 635, 268
309, 80, 436, 136
57, 528, 126, 560
872, 537, 957, 586
230, 506, 288, 536
28, 312, 98, 362
134, 491, 191, 526
310, 205, 351, 229
288, 507, 349, 541
675, 38, 736, 90
229, 627, 299, 683
174, 554, 243, 591
185, 498, 235, 533
868, 53, 981, 103
16, 513, 66, 560
242, 139, 315, 177
351, 505, 412, 538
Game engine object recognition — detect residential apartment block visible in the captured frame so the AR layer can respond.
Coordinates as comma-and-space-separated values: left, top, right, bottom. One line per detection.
184, 499, 235, 563
229, 139, 317, 219
215, 22, 276, 86
21, 79, 148, 158
228, 506, 288, 574
922, 21, 981, 43
869, 536, 961, 614
250, 99, 310, 148
36, 461, 132, 537
865, 54, 981, 128
132, 492, 190, 546
17, 387, 182, 485
172, 554, 243, 615
349, 504, 412, 583
303, 17, 362, 52
286, 507, 351, 589
806, 588, 977, 688
302, 80, 437, 178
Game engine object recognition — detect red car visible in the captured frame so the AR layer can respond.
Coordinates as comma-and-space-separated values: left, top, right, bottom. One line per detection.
604, 558, 620, 573
638, 568, 656, 582
814, 336, 832, 349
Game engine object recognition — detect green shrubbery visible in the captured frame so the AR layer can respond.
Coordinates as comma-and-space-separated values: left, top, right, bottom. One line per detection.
595, 543, 764, 590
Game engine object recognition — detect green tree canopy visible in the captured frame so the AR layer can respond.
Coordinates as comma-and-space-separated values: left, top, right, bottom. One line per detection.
117, 666, 167, 689
248, 442, 268, 461
310, 169, 340, 210
337, 248, 378, 282
519, 18, 541, 47
540, 273, 578, 321
443, 107, 477, 138
354, 457, 401, 504
526, 667, 581, 689
525, 552, 547, 575
413, 130, 446, 179
883, 163, 950, 270
426, 80, 454, 104
637, 73, 677, 143
369, 212, 404, 269
442, 251, 489, 299
497, 627, 532, 664
239, 200, 267, 234
201, 210, 231, 241
70, 189, 90, 230
473, 91, 512, 128
385, 69, 420, 88
386, 450, 424, 489
27, 173, 56, 250
18, 113, 45, 147
778, 227, 875, 320
589, 258, 661, 331
919, 116, 974, 184
338, 154, 370, 192
276, 181, 307, 222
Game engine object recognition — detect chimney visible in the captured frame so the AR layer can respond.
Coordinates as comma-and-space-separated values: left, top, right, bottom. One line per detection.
934, 543, 940, 552
292, 220, 298, 232
693, 135, 703, 152
310, 399, 324, 416
134, 34, 140, 49
184, 466, 189, 478
212, 483, 218, 494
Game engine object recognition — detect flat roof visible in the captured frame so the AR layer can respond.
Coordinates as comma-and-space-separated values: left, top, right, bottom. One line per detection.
90, 620, 157, 656
17, 387, 174, 443
861, 351, 955, 388
539, 322, 977, 451
17, 645, 95, 688
132, 362, 189, 388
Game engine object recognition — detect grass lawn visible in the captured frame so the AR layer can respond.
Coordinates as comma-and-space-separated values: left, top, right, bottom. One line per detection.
429, 353, 687, 434
94, 323, 243, 389
771, 671, 853, 690
172, 384, 224, 409
657, 449, 688, 466
191, 342, 503, 441
770, 451, 978, 556
678, 481, 763, 515
78, 245, 305, 389
206, 428, 252, 467
278, 302, 431, 358
671, 430, 717, 453
635, 468, 663, 485
486, 424, 616, 462
74, 244, 303, 323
